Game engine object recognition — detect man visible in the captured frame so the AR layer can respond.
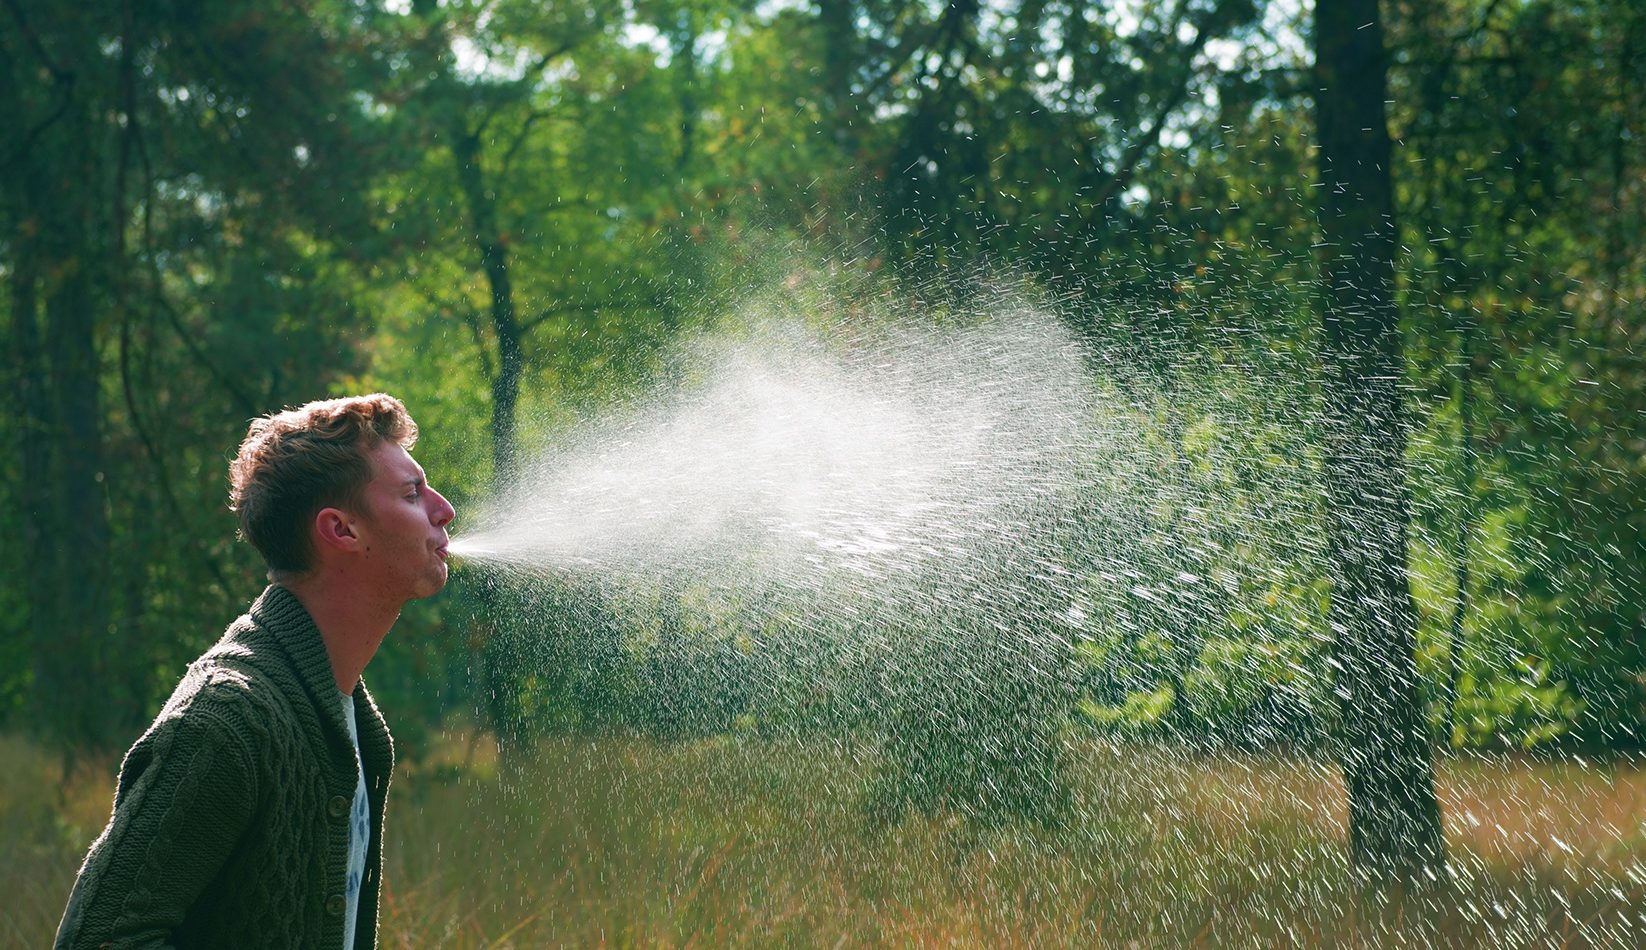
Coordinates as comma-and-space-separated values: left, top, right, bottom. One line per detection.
56, 394, 456, 950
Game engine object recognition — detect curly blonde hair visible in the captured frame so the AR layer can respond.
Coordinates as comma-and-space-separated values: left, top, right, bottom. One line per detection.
229, 394, 419, 575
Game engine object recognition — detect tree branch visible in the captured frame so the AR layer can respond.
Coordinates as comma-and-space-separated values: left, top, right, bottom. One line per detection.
498, 107, 555, 180
149, 287, 261, 418
413, 282, 497, 383
2, 0, 68, 81
472, 29, 590, 140
1083, 4, 1217, 213
0, 0, 76, 171
858, 4, 937, 102
517, 295, 668, 334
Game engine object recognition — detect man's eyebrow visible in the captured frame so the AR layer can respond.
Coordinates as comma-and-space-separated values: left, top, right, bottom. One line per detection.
402, 475, 426, 488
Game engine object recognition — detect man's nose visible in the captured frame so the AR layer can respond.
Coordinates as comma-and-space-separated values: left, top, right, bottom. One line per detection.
429, 488, 456, 528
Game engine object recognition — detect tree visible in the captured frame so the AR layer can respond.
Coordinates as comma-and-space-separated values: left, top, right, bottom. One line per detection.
384, 0, 716, 750
2, 0, 386, 752
1314, 0, 1447, 882
1391, 0, 1646, 751
809, 0, 1265, 274
2, 1, 115, 754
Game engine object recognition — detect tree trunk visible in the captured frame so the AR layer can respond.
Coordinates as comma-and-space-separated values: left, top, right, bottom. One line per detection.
452, 130, 524, 485
38, 122, 113, 754
10, 217, 59, 735
817, 0, 857, 150
450, 126, 530, 759
669, 8, 698, 172
1314, 0, 1447, 884
1443, 317, 1474, 743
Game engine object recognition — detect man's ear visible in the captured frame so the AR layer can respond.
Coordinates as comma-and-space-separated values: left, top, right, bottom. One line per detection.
312, 506, 360, 555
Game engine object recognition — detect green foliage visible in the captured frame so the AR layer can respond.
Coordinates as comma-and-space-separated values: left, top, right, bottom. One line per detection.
1391, 0, 1646, 749
1, 0, 392, 751
2, 0, 1641, 793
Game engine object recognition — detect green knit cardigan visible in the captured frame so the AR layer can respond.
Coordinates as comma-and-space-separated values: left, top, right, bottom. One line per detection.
56, 585, 395, 950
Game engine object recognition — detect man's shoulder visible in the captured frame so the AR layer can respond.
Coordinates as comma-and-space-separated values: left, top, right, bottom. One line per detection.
155, 610, 301, 731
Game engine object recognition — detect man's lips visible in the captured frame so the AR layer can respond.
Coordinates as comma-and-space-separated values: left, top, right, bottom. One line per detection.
435, 543, 449, 560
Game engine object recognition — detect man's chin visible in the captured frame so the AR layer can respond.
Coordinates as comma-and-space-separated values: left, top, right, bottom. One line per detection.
413, 568, 449, 600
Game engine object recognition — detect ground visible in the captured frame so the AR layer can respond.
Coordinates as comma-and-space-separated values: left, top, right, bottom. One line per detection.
9, 731, 1645, 947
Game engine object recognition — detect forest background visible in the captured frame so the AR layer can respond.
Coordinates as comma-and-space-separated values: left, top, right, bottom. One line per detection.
2, 0, 1644, 914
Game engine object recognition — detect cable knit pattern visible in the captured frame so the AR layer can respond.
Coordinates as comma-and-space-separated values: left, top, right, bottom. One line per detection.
56, 585, 395, 950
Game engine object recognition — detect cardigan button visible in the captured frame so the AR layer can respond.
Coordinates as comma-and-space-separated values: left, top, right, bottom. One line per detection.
328, 795, 350, 818
326, 894, 347, 917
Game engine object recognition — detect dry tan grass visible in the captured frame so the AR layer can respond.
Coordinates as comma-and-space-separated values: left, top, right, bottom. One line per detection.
0, 734, 119, 946
8, 730, 1646, 947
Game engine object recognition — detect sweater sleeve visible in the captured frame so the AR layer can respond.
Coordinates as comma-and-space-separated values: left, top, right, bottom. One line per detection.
55, 688, 260, 950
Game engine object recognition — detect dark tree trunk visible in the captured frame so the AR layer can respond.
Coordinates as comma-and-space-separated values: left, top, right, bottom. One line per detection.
410, 0, 541, 761
669, 9, 698, 172
452, 130, 523, 485
450, 126, 530, 759
817, 0, 858, 151
38, 123, 113, 754
1314, 0, 1447, 883
1443, 318, 1474, 743
10, 218, 60, 734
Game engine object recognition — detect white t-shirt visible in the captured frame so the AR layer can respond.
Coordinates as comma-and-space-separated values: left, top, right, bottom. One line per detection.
339, 692, 370, 950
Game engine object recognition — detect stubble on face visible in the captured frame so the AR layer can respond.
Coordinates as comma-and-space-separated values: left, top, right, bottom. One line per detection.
356, 442, 453, 601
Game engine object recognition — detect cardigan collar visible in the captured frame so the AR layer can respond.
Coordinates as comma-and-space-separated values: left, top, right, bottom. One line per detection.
247, 584, 394, 775
249, 584, 341, 716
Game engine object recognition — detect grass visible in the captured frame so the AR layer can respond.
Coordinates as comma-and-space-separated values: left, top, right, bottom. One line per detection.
8, 729, 1646, 946
0, 734, 118, 948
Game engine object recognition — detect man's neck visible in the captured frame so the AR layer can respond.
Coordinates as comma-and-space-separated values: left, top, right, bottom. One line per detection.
282, 572, 402, 694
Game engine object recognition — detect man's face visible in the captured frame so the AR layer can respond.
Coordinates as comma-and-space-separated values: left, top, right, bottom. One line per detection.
355, 441, 456, 601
